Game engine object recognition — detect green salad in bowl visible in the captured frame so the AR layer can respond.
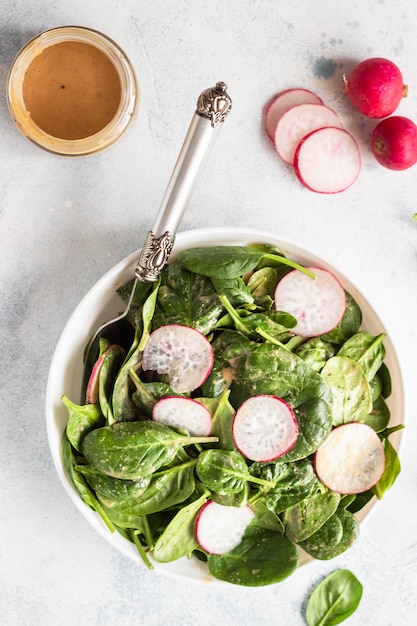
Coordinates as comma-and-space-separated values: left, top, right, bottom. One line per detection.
46, 227, 404, 586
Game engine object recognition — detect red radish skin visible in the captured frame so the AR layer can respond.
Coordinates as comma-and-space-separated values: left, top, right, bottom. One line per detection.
152, 396, 212, 436
314, 423, 385, 494
142, 324, 214, 394
274, 267, 346, 337
264, 88, 323, 141
232, 395, 298, 462
343, 57, 407, 118
371, 115, 417, 170
195, 501, 255, 554
294, 126, 361, 193
274, 103, 343, 165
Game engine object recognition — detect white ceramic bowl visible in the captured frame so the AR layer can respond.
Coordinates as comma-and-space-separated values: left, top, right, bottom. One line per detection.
46, 227, 405, 583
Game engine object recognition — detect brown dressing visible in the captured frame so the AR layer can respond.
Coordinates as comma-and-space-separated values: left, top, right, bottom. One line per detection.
22, 41, 122, 140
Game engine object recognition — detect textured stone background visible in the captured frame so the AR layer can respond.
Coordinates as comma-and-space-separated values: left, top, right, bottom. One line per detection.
1, 1, 416, 624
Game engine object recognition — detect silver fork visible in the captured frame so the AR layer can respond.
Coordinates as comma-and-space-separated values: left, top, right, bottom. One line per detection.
82, 82, 232, 395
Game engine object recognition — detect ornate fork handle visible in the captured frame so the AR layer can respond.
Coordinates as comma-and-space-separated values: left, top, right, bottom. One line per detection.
135, 82, 232, 282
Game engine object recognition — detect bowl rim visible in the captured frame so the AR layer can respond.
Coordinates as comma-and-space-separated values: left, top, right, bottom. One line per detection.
45, 226, 405, 583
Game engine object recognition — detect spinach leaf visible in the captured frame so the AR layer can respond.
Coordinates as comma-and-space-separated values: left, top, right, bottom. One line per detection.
129, 368, 174, 418
81, 420, 218, 479
320, 292, 362, 345
280, 397, 332, 462
337, 331, 386, 381
227, 338, 332, 408
211, 276, 254, 305
305, 569, 363, 626
372, 434, 402, 499
98, 344, 126, 422
218, 294, 296, 341
178, 246, 313, 279
153, 261, 224, 334
62, 396, 104, 452
196, 449, 274, 494
256, 459, 323, 515
117, 278, 152, 321
346, 490, 374, 514
247, 266, 278, 299
364, 394, 391, 432
98, 461, 196, 515
207, 525, 298, 586
295, 337, 336, 372
250, 499, 285, 533
79, 466, 150, 501
153, 492, 208, 562
213, 485, 249, 507
283, 489, 340, 543
112, 282, 160, 422
321, 356, 372, 426
209, 389, 236, 450
299, 507, 359, 560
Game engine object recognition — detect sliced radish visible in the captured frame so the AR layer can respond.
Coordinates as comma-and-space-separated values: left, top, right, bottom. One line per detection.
152, 396, 212, 436
264, 88, 323, 141
294, 127, 361, 193
142, 324, 214, 394
274, 103, 343, 165
274, 267, 346, 337
232, 395, 298, 462
195, 500, 255, 554
315, 423, 385, 494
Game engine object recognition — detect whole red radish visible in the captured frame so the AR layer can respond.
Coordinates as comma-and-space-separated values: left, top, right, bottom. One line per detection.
371, 115, 417, 170
343, 57, 407, 118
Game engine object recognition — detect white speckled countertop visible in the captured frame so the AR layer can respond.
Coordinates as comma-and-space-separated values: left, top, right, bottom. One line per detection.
1, 1, 417, 624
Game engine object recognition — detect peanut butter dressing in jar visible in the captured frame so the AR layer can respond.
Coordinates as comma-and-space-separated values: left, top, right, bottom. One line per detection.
7, 27, 138, 156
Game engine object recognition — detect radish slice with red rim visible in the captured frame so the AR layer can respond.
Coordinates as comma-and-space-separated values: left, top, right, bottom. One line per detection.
264, 88, 323, 140
232, 395, 298, 462
142, 324, 214, 394
274, 103, 343, 165
195, 500, 255, 554
294, 126, 361, 193
315, 423, 385, 494
274, 267, 346, 337
152, 396, 212, 436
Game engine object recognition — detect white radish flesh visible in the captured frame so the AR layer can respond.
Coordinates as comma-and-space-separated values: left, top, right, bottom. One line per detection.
264, 88, 323, 140
232, 395, 298, 462
294, 127, 361, 193
274, 103, 343, 165
142, 324, 214, 394
195, 501, 255, 554
274, 267, 346, 337
315, 423, 385, 494
152, 396, 212, 436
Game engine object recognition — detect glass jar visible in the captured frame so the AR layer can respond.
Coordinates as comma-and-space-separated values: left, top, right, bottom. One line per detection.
7, 26, 139, 156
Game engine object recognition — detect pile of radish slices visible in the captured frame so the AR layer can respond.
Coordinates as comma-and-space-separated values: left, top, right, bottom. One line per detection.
264, 88, 361, 193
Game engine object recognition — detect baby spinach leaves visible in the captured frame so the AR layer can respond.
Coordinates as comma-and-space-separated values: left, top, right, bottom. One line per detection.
305, 569, 363, 625
62, 244, 401, 591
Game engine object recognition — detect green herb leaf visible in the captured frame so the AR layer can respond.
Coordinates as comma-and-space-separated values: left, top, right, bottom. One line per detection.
305, 569, 363, 625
